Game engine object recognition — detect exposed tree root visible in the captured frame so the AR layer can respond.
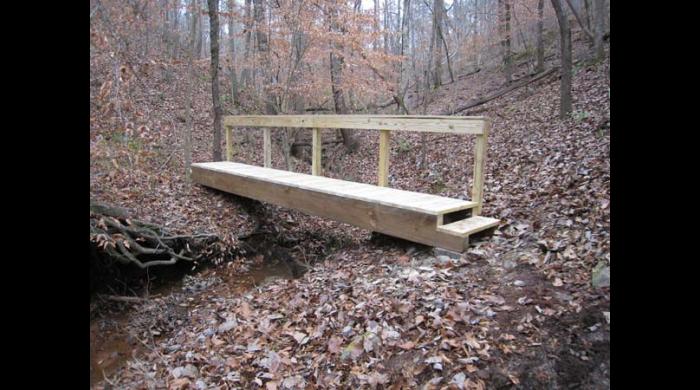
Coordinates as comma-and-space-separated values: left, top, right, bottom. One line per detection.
90, 200, 217, 269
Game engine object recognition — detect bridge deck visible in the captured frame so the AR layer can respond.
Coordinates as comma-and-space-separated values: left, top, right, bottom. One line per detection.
194, 162, 476, 215
192, 161, 498, 252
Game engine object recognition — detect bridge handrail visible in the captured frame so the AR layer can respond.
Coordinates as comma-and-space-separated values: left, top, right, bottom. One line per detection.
223, 115, 490, 215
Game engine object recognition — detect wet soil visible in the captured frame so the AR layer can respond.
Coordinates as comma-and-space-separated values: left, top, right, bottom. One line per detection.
89, 257, 303, 387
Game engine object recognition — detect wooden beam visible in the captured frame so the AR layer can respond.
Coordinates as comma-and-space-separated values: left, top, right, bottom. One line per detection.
471, 120, 490, 216
225, 126, 233, 161
224, 115, 486, 135
312, 128, 322, 176
191, 164, 470, 251
378, 130, 390, 186
263, 128, 271, 168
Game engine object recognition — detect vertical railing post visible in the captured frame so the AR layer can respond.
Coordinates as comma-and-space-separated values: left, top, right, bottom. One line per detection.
263, 128, 271, 168
312, 128, 322, 176
377, 130, 391, 187
471, 119, 490, 216
225, 125, 233, 161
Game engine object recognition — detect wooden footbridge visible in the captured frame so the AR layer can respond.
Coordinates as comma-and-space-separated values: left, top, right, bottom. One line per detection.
192, 115, 499, 252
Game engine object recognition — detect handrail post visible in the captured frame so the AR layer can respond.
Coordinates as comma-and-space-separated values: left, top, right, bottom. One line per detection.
312, 128, 322, 176
225, 125, 233, 161
471, 120, 490, 216
263, 128, 271, 168
377, 130, 390, 187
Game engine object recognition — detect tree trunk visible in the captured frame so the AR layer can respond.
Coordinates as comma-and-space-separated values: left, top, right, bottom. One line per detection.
499, 0, 513, 84
384, 0, 389, 54
208, 0, 223, 161
228, 0, 238, 105
473, 0, 481, 68
550, 0, 572, 118
240, 0, 253, 88
172, 0, 181, 58
373, 0, 379, 51
195, 0, 203, 59
536, 0, 544, 72
185, 0, 197, 179
593, 0, 604, 60
328, 1, 358, 152
431, 0, 444, 89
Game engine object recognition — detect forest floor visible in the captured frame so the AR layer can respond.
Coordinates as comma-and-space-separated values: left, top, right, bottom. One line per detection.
90, 40, 610, 389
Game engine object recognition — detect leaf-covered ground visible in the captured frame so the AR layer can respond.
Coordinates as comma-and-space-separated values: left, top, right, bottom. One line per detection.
91, 39, 610, 388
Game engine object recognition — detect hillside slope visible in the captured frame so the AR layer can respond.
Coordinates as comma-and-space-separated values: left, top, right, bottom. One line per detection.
90, 37, 610, 388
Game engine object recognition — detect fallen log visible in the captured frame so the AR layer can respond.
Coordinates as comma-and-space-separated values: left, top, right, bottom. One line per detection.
442, 67, 558, 115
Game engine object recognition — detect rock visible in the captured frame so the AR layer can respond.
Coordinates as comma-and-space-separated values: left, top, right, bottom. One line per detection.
499, 250, 520, 269
182, 364, 199, 379
591, 262, 610, 288
436, 255, 452, 264
172, 364, 198, 379
502, 259, 517, 269
555, 291, 573, 302
203, 328, 215, 337
342, 325, 354, 337
513, 280, 526, 287
433, 247, 461, 260
450, 372, 467, 389
167, 344, 181, 353
218, 320, 237, 333
195, 380, 206, 389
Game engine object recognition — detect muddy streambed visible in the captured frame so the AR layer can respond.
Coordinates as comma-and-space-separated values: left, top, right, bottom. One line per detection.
90, 258, 304, 387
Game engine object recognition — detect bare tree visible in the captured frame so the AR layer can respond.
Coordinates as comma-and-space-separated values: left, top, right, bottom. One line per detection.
550, 0, 572, 118
184, 0, 197, 179
207, 0, 223, 161
228, 0, 238, 105
195, 0, 203, 58
240, 0, 253, 88
593, 0, 604, 59
328, 0, 358, 151
430, 0, 444, 89
536, 0, 545, 72
499, 0, 512, 83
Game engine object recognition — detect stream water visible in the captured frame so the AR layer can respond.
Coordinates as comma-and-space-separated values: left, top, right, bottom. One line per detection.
89, 259, 301, 387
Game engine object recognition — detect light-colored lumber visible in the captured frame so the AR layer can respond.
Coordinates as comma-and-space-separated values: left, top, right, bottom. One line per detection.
193, 162, 476, 216
471, 120, 490, 216
378, 130, 390, 186
225, 126, 233, 161
191, 162, 470, 251
224, 115, 486, 135
437, 216, 500, 237
312, 128, 322, 176
263, 128, 271, 168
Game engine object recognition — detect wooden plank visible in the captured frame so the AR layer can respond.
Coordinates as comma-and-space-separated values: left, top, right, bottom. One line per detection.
225, 126, 233, 161
312, 128, 322, 176
378, 130, 390, 186
194, 162, 475, 215
437, 216, 500, 237
471, 120, 490, 216
224, 115, 486, 135
263, 128, 271, 168
192, 164, 469, 251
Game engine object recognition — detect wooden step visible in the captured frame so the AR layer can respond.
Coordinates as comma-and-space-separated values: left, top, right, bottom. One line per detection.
437, 216, 500, 237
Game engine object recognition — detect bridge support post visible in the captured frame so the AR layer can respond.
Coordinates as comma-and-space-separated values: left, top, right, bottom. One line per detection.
225, 126, 233, 161
471, 120, 490, 216
378, 130, 390, 187
312, 128, 322, 176
263, 128, 271, 168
